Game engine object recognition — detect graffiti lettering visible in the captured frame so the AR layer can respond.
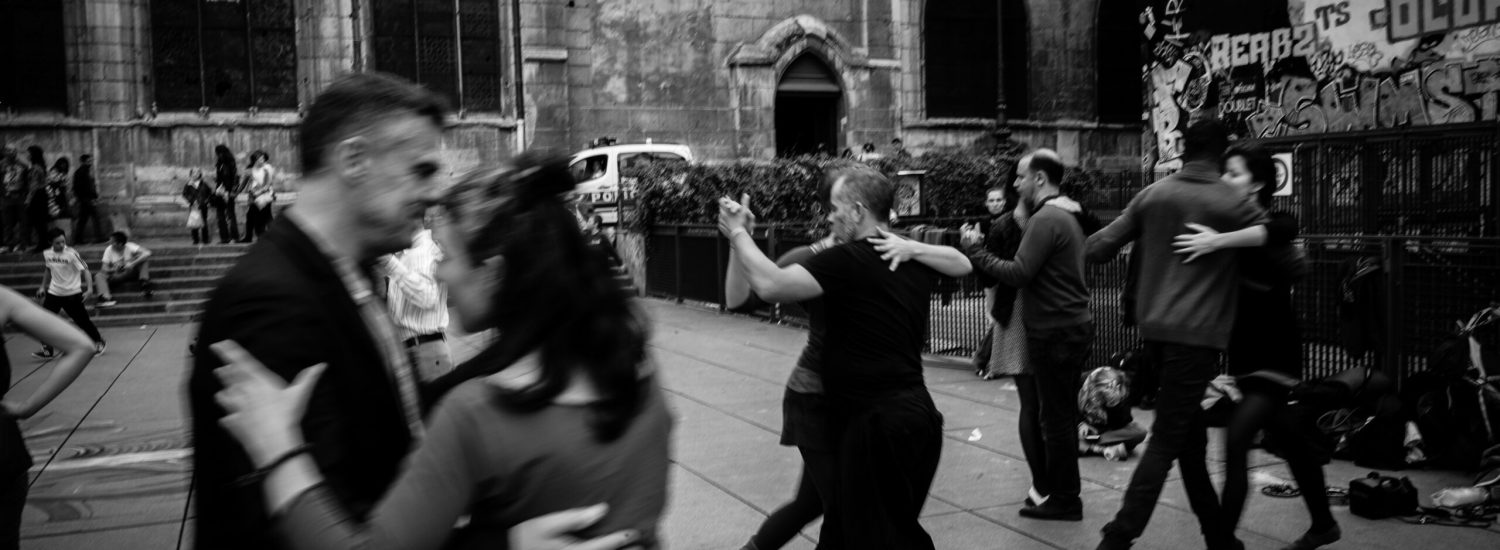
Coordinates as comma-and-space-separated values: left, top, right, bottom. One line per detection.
1387, 0, 1500, 41
1246, 70, 1439, 137
1209, 24, 1317, 71
1316, 1, 1353, 31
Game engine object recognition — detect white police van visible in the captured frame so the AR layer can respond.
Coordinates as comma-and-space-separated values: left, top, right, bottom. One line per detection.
569, 141, 693, 225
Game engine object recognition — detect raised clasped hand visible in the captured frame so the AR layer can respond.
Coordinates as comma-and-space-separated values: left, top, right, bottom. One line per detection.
958, 223, 982, 247
870, 228, 920, 271
211, 340, 325, 467
716, 193, 754, 239
1172, 222, 1221, 264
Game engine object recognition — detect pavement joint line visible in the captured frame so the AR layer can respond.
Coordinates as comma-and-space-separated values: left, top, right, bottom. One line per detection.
26, 328, 157, 492
667, 458, 817, 547
660, 386, 782, 437
649, 344, 796, 390
17, 517, 184, 541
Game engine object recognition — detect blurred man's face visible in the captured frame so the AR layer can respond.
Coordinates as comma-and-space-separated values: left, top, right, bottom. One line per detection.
826, 179, 863, 242
350, 114, 446, 258
1016, 159, 1040, 206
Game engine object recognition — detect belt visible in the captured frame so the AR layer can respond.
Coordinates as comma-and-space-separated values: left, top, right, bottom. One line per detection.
402, 333, 446, 348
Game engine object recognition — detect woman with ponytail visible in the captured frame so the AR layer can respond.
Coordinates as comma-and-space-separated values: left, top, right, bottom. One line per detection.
208, 152, 672, 550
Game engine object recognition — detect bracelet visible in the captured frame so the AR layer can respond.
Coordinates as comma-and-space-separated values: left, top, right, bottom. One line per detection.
233, 443, 313, 488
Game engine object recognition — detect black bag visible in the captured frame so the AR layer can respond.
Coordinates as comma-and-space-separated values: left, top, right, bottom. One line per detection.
1339, 394, 1410, 470
1349, 472, 1418, 519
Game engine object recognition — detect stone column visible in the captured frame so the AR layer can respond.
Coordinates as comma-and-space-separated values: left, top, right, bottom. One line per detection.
66, 0, 151, 121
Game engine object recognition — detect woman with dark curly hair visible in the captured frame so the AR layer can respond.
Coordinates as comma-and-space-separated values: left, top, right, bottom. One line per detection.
209, 153, 672, 550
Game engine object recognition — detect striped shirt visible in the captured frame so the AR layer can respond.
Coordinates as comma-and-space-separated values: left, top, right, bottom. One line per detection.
383, 229, 449, 340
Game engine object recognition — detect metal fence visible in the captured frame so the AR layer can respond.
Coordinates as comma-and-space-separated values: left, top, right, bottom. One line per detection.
642, 224, 1500, 384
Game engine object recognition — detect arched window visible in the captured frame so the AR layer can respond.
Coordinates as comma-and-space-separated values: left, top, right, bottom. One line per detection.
150, 0, 298, 110
776, 55, 842, 157
924, 1, 998, 118
1097, 0, 1140, 124
371, 0, 509, 113
0, 0, 67, 112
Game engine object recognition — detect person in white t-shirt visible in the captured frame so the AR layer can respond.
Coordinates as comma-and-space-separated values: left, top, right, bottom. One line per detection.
34, 228, 106, 357
95, 231, 154, 306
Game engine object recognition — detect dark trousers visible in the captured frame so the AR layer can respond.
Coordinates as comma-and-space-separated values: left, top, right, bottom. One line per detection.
215, 195, 239, 243
0, 198, 25, 249
73, 199, 103, 243
190, 204, 211, 244
1100, 341, 1226, 549
1222, 392, 1336, 536
0, 473, 23, 550
836, 389, 942, 550
752, 447, 840, 550
1016, 322, 1093, 503
41, 293, 103, 344
244, 203, 272, 241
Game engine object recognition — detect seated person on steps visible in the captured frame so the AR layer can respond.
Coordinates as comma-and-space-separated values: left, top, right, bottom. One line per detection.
94, 231, 154, 306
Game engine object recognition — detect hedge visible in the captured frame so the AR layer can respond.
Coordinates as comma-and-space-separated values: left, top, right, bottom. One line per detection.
620, 152, 1139, 231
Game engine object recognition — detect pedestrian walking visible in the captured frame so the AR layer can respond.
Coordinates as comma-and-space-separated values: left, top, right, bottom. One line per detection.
0, 285, 95, 550
961, 183, 1030, 381
209, 152, 664, 550
719, 165, 972, 549
0, 147, 28, 253
183, 168, 212, 245
241, 150, 277, 242
1086, 120, 1268, 550
963, 149, 1094, 521
33, 228, 106, 358
23, 147, 48, 253
71, 154, 104, 244
212, 144, 240, 244
45, 158, 73, 233
381, 221, 453, 383
1171, 142, 1339, 550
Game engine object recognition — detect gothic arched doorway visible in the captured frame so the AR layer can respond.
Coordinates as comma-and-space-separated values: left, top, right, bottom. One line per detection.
775, 55, 842, 157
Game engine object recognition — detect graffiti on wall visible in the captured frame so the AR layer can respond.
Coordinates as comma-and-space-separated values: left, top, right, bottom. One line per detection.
1142, 0, 1500, 171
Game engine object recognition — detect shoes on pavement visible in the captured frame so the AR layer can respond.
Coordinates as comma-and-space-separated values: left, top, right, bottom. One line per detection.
94, 341, 106, 355
1281, 524, 1340, 550
1019, 499, 1082, 521
31, 348, 55, 359
98, 297, 117, 307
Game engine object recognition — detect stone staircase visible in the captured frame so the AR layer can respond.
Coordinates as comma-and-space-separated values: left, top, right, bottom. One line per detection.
0, 241, 246, 327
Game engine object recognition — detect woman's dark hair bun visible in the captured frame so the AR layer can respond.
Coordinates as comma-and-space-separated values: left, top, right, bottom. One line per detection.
511, 152, 576, 207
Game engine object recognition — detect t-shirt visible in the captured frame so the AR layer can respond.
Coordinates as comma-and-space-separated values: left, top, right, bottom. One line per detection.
102, 242, 146, 272
802, 239, 935, 404
44, 247, 88, 296
779, 246, 825, 393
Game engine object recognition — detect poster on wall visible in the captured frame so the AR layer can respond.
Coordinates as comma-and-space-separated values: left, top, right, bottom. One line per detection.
1272, 152, 1293, 196
1141, 0, 1500, 173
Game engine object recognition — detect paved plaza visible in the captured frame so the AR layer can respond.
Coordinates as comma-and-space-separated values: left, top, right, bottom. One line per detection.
6, 299, 1499, 549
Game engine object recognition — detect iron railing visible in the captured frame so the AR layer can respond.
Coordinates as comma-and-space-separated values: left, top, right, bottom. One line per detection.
642, 224, 1500, 384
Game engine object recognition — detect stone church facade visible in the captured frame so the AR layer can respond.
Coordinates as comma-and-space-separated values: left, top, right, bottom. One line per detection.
0, 0, 1138, 236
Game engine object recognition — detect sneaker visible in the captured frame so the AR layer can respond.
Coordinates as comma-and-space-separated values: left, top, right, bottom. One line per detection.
94, 341, 106, 355
98, 298, 117, 307
31, 348, 55, 359
1280, 525, 1340, 550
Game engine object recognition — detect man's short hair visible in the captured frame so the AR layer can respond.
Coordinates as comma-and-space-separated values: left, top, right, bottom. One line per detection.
110, 231, 128, 244
79, 154, 92, 162
47, 228, 66, 242
1181, 119, 1229, 162
1025, 149, 1066, 186
829, 165, 895, 221
300, 72, 448, 174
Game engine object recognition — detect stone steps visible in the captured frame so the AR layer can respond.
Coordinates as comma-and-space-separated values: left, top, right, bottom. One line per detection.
0, 240, 236, 327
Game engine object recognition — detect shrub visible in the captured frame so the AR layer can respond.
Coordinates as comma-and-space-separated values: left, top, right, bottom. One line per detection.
621, 152, 1138, 230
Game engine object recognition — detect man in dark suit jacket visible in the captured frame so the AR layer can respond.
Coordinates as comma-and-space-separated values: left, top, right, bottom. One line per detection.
186, 72, 448, 550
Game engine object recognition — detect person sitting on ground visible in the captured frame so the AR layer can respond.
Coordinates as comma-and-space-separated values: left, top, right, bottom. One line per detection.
95, 231, 154, 306
210, 153, 672, 550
